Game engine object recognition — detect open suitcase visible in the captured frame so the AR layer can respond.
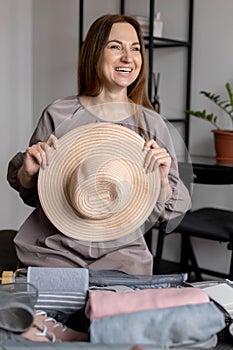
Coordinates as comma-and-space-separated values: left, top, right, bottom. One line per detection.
0, 268, 232, 350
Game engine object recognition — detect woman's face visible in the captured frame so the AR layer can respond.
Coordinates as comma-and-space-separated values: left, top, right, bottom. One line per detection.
102, 22, 142, 92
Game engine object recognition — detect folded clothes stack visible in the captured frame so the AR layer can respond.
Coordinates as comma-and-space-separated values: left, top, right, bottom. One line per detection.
0, 268, 229, 349
85, 286, 226, 348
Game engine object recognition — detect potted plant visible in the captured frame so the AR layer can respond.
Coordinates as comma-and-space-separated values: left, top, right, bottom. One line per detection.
185, 82, 233, 162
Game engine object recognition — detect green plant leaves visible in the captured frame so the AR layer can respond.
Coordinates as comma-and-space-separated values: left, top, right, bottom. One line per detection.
226, 82, 233, 116
185, 82, 233, 130
185, 109, 220, 129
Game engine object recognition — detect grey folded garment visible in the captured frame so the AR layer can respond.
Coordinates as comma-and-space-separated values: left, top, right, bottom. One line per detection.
0, 330, 32, 344
0, 338, 215, 349
90, 301, 226, 347
27, 267, 89, 292
89, 269, 187, 289
89, 285, 134, 292
0, 339, 219, 350
27, 267, 89, 314
0, 287, 35, 333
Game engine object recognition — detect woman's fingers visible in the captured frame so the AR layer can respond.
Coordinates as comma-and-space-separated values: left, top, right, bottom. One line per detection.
24, 134, 58, 172
145, 151, 170, 174
46, 134, 59, 150
43, 134, 58, 168
144, 139, 159, 150
24, 143, 45, 174
144, 139, 171, 175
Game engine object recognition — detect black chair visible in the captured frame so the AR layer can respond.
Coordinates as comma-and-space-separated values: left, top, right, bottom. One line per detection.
153, 162, 233, 281
0, 229, 18, 273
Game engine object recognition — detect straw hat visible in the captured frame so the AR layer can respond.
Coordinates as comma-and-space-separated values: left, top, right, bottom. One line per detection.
38, 123, 161, 242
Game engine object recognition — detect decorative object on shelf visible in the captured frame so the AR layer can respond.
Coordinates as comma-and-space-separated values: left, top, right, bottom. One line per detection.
152, 72, 161, 113
131, 15, 149, 36
131, 11, 163, 38
185, 82, 233, 163
153, 12, 163, 37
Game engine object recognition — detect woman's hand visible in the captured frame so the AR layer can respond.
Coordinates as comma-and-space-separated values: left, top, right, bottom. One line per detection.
144, 139, 172, 201
144, 139, 171, 176
18, 134, 58, 188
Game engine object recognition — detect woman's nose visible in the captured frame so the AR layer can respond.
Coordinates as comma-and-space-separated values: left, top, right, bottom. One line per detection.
121, 47, 132, 62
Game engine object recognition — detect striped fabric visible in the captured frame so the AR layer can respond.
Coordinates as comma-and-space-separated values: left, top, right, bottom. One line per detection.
27, 267, 89, 316
34, 291, 87, 315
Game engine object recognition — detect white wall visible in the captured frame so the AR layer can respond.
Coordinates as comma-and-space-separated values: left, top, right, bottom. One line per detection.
31, 0, 79, 123
190, 0, 233, 154
0, 0, 79, 230
1, 0, 233, 275
0, 0, 33, 229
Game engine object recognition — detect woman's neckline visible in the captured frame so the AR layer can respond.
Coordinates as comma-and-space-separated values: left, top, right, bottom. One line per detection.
78, 95, 137, 123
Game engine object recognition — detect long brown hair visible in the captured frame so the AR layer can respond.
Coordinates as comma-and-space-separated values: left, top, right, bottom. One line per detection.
78, 14, 154, 112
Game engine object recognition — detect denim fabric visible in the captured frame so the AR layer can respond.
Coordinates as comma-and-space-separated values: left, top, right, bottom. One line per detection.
90, 301, 226, 347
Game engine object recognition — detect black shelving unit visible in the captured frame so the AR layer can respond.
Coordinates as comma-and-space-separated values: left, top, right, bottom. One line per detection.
146, 0, 193, 148
78, 0, 193, 148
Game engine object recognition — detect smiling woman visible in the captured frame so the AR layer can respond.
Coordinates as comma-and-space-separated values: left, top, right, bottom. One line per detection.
7, 14, 191, 277
102, 22, 142, 90
77, 14, 149, 108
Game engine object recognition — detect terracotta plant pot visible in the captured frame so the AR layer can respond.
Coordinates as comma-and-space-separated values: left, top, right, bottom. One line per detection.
212, 129, 233, 164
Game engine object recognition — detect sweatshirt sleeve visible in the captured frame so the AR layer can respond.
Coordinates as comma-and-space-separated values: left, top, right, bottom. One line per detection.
7, 106, 55, 207
7, 96, 80, 207
144, 110, 192, 226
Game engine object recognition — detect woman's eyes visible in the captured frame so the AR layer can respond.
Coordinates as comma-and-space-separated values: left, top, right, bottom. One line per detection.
110, 45, 121, 50
132, 47, 141, 52
109, 45, 140, 52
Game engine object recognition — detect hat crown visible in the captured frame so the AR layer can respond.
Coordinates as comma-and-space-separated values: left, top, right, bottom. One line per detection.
66, 156, 132, 220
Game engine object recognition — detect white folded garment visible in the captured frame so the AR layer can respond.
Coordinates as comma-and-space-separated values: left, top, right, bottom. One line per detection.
203, 283, 233, 313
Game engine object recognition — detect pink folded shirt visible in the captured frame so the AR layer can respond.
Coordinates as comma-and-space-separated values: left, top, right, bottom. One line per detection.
85, 287, 210, 321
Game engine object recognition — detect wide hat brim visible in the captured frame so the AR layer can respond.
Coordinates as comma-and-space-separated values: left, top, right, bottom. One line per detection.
38, 123, 161, 242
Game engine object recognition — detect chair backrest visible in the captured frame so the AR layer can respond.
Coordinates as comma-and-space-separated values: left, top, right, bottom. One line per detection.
0, 229, 18, 271
178, 162, 194, 194
178, 161, 233, 187
192, 164, 233, 185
